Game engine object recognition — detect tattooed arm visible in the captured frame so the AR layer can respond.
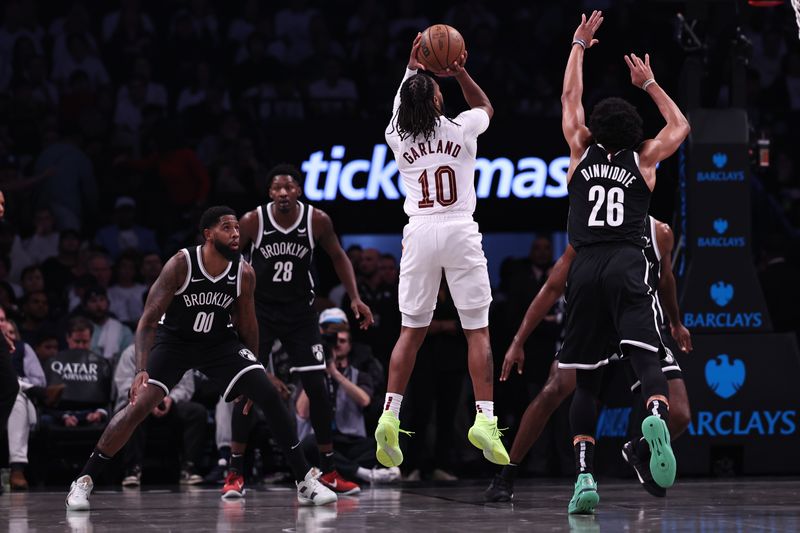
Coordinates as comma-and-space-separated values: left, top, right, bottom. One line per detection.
130, 251, 187, 404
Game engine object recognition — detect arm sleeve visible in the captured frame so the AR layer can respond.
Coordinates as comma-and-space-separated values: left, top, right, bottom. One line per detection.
23, 344, 47, 388
456, 108, 491, 139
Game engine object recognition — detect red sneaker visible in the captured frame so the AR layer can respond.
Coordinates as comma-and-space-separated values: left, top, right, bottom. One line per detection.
319, 470, 361, 495
221, 472, 245, 499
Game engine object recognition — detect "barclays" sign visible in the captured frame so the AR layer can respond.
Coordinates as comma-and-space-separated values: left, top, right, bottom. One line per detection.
683, 280, 763, 328
300, 144, 570, 201
696, 218, 746, 248
696, 152, 745, 182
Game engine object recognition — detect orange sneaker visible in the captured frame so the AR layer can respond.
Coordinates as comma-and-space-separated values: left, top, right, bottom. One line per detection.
319, 470, 361, 495
221, 472, 245, 499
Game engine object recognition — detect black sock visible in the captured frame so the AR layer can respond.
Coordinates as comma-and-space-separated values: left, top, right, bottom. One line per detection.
230, 453, 244, 476
320, 450, 335, 473
218, 446, 231, 463
500, 463, 518, 482
573, 440, 595, 475
79, 448, 112, 481
646, 398, 670, 424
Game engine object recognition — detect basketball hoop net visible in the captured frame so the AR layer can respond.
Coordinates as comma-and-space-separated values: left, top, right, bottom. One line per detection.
793, 0, 800, 39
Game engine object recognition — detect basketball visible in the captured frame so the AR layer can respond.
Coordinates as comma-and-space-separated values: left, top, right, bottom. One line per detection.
418, 24, 465, 73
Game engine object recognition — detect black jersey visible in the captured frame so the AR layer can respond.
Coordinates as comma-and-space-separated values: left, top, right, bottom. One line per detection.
567, 144, 651, 249
158, 246, 241, 343
643, 215, 667, 325
249, 201, 315, 305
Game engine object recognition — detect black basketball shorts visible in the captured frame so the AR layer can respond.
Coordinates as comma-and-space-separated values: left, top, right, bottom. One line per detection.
558, 244, 663, 370
147, 337, 264, 402
256, 301, 326, 374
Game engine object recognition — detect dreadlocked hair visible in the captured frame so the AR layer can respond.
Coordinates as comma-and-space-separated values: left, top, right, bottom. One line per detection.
393, 73, 441, 141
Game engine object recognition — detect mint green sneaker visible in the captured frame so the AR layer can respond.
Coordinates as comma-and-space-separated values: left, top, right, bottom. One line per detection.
375, 411, 410, 467
642, 415, 676, 488
467, 413, 510, 465
567, 473, 599, 515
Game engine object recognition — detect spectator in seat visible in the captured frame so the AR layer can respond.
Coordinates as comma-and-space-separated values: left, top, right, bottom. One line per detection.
40, 317, 112, 428
297, 310, 399, 484
114, 344, 208, 486
107, 251, 146, 327
22, 206, 59, 264
81, 285, 133, 363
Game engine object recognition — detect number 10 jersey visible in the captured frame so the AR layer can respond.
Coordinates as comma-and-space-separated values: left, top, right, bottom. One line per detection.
385, 68, 490, 218
249, 202, 315, 306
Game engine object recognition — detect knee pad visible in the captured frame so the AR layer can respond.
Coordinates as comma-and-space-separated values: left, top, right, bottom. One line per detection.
401, 310, 434, 328
457, 304, 490, 330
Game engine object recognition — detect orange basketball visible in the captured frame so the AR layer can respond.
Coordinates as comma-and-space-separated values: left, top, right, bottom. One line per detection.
418, 24, 465, 74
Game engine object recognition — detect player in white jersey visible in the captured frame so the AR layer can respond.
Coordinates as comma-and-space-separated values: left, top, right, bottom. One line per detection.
374, 33, 509, 469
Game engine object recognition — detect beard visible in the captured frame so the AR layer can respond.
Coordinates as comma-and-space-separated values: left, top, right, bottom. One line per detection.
214, 240, 241, 261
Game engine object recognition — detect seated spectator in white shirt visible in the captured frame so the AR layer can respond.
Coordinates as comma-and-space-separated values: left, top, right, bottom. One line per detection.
94, 197, 159, 260
51, 33, 109, 90
23, 206, 59, 265
107, 252, 146, 327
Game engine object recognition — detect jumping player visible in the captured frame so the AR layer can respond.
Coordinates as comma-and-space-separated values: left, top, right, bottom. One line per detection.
557, 11, 690, 514
486, 216, 693, 502
225, 164, 374, 497
65, 206, 336, 510
374, 33, 509, 468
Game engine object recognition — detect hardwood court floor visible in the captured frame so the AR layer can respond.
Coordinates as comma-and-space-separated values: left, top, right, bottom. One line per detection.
3, 477, 800, 532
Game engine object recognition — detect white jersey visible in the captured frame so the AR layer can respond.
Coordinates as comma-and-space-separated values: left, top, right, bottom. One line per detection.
385, 68, 490, 218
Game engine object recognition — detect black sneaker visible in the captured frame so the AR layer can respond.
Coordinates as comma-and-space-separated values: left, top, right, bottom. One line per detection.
484, 474, 514, 502
204, 460, 228, 485
621, 440, 666, 497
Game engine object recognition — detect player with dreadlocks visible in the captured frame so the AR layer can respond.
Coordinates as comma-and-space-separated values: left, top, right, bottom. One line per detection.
375, 33, 509, 469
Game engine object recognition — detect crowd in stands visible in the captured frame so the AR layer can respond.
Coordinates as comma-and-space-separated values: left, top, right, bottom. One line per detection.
0, 0, 798, 488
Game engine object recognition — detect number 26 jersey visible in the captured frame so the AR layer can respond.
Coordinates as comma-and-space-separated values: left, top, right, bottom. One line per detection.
249, 202, 315, 306
567, 144, 651, 249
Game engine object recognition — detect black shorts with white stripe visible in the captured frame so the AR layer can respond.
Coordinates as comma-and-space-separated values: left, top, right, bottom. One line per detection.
558, 243, 663, 370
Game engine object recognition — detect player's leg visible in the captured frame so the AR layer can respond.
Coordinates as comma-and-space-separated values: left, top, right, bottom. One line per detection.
486, 361, 576, 502
567, 368, 603, 515
66, 345, 181, 510
376, 220, 440, 468
210, 346, 336, 505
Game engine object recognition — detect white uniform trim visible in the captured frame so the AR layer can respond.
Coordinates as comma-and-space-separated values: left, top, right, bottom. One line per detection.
558, 358, 612, 370
148, 378, 170, 396
223, 364, 264, 401
643, 249, 664, 344
619, 339, 660, 353
254, 205, 265, 250
266, 201, 305, 234
649, 216, 661, 262
307, 205, 315, 249
633, 150, 641, 170
289, 363, 327, 373
236, 260, 243, 297
196, 246, 232, 282
174, 248, 192, 295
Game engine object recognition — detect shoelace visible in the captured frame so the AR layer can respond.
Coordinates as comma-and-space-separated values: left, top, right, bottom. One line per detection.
490, 425, 508, 440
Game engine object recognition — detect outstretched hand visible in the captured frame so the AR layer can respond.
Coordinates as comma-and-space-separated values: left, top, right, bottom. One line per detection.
574, 10, 603, 49
408, 33, 425, 71
624, 53, 655, 88
500, 343, 525, 382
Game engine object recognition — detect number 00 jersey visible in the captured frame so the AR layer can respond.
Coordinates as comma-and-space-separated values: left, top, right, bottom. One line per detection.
567, 144, 651, 249
385, 68, 490, 218
249, 202, 315, 306
158, 246, 242, 343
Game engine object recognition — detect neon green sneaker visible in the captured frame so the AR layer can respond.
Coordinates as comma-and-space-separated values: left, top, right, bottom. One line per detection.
642, 415, 676, 488
467, 413, 510, 465
568, 473, 599, 515
375, 411, 410, 467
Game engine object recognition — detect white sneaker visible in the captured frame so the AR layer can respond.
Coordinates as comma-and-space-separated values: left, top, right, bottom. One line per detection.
66, 475, 94, 511
370, 467, 401, 484
296, 467, 337, 506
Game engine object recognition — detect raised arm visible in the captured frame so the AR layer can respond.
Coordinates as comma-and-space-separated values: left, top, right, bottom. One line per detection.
440, 52, 493, 119
654, 221, 692, 353
314, 209, 374, 329
131, 251, 187, 404
500, 245, 577, 380
562, 11, 603, 158
391, 33, 425, 116
625, 53, 690, 173
233, 262, 259, 358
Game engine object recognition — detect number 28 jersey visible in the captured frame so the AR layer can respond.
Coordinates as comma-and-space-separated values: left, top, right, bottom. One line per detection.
567, 144, 651, 249
385, 68, 490, 218
249, 202, 315, 305
158, 246, 241, 343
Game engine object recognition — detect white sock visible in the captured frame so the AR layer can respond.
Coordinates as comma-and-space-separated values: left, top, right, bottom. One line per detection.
384, 393, 403, 418
476, 401, 494, 419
